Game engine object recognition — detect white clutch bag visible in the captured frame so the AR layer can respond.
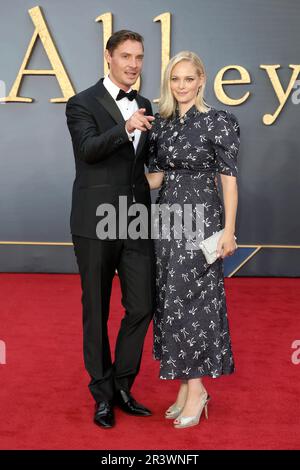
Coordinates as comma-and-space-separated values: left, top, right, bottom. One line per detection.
199, 229, 237, 264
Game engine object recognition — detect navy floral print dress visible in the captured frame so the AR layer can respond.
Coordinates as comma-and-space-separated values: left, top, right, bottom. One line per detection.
148, 105, 240, 380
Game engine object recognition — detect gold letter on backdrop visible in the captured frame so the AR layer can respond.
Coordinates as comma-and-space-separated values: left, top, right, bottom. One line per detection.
0, 6, 75, 103
214, 65, 251, 106
95, 12, 112, 79
153, 12, 171, 102
260, 64, 300, 125
95, 12, 141, 91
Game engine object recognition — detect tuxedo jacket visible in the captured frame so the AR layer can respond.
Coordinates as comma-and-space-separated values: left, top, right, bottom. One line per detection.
66, 78, 153, 239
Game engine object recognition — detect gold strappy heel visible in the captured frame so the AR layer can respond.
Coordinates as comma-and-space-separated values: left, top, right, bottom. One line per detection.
173, 393, 210, 429
165, 403, 184, 420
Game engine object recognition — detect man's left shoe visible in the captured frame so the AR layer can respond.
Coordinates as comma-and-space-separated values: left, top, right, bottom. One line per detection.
94, 400, 115, 428
115, 390, 152, 416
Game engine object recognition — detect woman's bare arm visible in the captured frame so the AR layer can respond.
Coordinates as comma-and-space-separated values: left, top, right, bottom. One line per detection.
217, 174, 238, 258
146, 172, 164, 190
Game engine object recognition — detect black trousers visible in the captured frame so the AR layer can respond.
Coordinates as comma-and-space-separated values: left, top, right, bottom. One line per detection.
72, 235, 155, 403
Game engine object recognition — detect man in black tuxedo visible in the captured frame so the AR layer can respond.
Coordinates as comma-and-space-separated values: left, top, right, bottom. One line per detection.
66, 30, 155, 428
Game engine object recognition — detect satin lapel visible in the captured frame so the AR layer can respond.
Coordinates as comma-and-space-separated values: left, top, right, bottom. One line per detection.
94, 80, 125, 126
93, 80, 147, 157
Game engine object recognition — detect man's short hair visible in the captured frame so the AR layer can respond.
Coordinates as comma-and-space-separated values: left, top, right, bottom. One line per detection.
106, 30, 144, 55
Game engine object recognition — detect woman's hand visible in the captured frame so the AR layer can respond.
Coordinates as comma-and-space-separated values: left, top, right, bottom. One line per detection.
217, 232, 237, 259
146, 172, 164, 190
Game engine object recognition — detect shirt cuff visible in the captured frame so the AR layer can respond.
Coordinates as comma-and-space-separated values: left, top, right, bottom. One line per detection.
125, 126, 135, 141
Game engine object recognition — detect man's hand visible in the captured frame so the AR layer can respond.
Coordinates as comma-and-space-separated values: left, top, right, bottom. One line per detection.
125, 108, 155, 133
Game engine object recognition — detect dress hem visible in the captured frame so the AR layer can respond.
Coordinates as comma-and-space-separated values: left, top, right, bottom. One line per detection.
153, 356, 235, 380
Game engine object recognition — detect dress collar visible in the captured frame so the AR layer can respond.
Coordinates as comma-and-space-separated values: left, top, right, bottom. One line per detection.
174, 104, 198, 121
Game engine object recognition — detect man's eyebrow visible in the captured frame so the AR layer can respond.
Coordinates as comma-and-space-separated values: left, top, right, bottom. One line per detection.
120, 52, 144, 57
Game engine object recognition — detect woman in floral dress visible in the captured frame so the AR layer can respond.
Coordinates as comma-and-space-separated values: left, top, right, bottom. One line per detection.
146, 51, 240, 428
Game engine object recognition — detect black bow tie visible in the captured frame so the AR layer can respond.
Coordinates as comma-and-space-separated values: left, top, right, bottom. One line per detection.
116, 89, 137, 101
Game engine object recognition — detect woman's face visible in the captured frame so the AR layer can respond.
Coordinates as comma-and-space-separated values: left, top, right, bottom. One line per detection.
170, 60, 204, 108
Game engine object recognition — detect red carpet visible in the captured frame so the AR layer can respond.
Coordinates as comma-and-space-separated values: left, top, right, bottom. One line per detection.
0, 274, 299, 450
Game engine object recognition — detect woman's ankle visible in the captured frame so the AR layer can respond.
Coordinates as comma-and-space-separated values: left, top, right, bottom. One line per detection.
187, 380, 207, 397
175, 381, 188, 405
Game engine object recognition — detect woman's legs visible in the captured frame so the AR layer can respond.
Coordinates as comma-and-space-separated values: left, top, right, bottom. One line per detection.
174, 378, 208, 422
165, 379, 188, 415
174, 379, 188, 407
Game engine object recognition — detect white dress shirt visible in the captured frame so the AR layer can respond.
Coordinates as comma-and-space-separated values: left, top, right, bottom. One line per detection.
103, 74, 141, 152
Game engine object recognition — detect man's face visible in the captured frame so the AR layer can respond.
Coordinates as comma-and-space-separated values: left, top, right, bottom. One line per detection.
105, 39, 144, 91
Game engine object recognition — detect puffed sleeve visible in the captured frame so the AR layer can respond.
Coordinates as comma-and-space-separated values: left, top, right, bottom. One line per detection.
148, 113, 164, 173
211, 110, 240, 177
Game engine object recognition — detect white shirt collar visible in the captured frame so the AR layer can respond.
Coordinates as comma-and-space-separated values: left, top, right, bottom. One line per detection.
103, 74, 132, 100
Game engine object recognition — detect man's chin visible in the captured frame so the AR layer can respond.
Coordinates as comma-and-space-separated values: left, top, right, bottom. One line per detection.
124, 75, 139, 85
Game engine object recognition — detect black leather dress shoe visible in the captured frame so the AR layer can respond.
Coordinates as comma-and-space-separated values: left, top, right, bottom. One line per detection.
115, 390, 152, 416
94, 401, 115, 428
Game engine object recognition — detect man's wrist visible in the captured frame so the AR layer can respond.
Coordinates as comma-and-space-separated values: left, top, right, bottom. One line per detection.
125, 124, 134, 141
125, 121, 134, 136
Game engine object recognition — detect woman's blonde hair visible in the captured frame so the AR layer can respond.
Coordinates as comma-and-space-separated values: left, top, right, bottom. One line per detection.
159, 51, 210, 119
